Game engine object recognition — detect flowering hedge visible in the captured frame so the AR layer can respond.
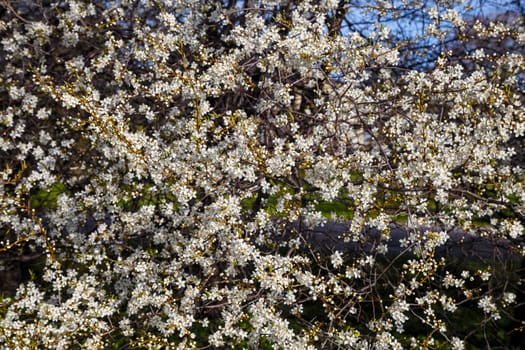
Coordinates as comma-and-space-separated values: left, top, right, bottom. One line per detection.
0, 1, 524, 349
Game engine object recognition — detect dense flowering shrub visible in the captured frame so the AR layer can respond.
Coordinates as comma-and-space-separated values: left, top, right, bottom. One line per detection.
0, 0, 524, 349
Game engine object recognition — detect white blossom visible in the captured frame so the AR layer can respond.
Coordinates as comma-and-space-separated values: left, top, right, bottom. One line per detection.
0, 1, 523, 349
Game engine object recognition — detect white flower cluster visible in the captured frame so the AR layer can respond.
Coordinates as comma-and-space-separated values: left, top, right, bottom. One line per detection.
0, 0, 523, 349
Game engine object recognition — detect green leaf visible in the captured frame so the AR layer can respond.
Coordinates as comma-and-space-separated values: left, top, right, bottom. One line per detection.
30, 182, 68, 209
